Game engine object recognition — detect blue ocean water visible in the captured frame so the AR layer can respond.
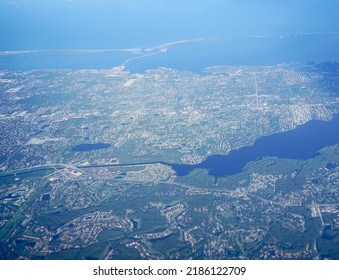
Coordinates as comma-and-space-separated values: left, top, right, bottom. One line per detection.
1, 0, 339, 71
1, 33, 339, 72
124, 33, 339, 73
0, 50, 134, 71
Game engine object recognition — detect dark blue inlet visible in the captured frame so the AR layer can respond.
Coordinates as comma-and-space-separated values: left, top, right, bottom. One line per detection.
172, 114, 339, 177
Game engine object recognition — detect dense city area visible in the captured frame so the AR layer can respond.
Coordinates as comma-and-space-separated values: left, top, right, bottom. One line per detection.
0, 63, 338, 259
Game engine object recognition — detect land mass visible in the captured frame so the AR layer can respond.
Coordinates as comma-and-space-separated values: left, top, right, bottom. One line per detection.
0, 63, 338, 259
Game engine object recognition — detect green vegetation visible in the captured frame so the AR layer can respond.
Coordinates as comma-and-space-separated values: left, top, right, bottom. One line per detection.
0, 66, 338, 259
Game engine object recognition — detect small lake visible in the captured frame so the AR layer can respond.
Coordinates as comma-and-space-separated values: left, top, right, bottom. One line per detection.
172, 114, 339, 177
72, 143, 111, 152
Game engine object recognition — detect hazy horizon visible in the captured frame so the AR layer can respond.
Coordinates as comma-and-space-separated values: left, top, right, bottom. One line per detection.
1, 0, 339, 51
